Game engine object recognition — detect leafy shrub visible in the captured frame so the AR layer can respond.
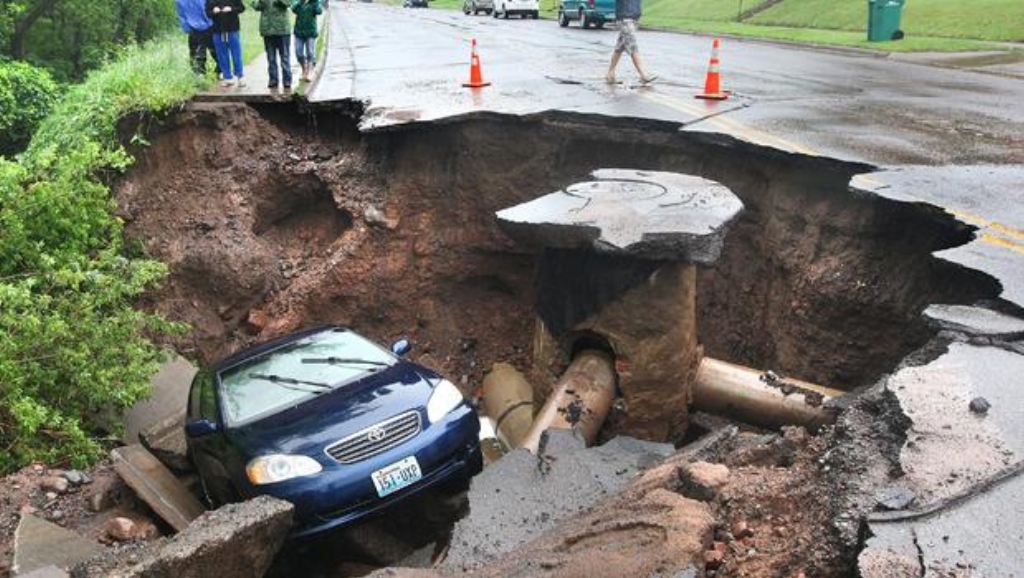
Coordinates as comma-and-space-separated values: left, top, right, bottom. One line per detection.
0, 60, 59, 157
0, 36, 203, 473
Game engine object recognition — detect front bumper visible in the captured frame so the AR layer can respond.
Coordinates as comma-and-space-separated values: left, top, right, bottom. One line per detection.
249, 404, 482, 538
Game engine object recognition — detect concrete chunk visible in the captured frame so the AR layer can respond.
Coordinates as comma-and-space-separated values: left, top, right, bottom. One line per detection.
923, 304, 1024, 338
98, 496, 294, 578
495, 169, 743, 263
12, 515, 102, 576
111, 445, 206, 532
442, 431, 673, 572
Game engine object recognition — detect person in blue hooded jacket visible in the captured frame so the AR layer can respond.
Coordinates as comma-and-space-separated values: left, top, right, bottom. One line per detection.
176, 0, 219, 75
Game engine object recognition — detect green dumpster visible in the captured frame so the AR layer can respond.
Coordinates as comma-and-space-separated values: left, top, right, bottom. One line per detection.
867, 0, 905, 42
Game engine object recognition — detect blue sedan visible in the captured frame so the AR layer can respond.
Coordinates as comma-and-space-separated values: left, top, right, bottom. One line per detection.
184, 326, 482, 538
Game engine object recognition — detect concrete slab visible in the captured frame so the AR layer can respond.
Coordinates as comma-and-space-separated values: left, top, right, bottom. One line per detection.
17, 566, 70, 578
12, 515, 102, 576
441, 431, 673, 572
862, 466, 1024, 578
495, 169, 743, 263
110, 445, 206, 532
924, 304, 1024, 338
124, 356, 196, 445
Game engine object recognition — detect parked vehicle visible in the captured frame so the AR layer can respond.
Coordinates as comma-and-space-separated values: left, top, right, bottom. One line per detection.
403, 0, 428, 6
558, 0, 615, 28
184, 326, 482, 538
463, 0, 494, 15
493, 0, 539, 19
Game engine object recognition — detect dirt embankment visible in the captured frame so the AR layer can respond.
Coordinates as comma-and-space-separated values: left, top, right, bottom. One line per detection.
117, 102, 997, 398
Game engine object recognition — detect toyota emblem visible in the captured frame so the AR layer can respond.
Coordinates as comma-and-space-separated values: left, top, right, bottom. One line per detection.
367, 427, 387, 443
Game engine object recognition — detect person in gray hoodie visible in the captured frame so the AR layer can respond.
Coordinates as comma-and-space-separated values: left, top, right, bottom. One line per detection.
606, 0, 656, 85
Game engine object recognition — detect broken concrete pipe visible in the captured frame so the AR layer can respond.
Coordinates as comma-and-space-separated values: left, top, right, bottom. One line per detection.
481, 363, 535, 450
521, 349, 617, 453
692, 357, 841, 430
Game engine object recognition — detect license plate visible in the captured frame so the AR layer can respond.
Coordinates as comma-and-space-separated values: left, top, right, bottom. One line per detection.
371, 456, 423, 498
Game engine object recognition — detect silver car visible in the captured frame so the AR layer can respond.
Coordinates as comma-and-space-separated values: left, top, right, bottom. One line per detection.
463, 0, 494, 15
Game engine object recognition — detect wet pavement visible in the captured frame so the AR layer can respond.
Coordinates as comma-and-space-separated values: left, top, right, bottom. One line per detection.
311, 3, 1024, 167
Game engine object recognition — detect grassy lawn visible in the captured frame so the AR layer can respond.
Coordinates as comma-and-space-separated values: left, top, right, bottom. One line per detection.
377, 0, 1019, 52
240, 8, 265, 65
751, 0, 1024, 42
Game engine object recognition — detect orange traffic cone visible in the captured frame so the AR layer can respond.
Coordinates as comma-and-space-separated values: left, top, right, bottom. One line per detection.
695, 38, 729, 100
463, 39, 491, 89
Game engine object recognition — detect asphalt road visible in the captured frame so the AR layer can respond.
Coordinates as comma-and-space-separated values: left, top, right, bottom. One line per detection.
311, 2, 1024, 167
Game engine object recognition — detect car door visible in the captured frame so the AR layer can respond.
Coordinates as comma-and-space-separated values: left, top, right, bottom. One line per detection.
563, 0, 579, 18
186, 370, 237, 504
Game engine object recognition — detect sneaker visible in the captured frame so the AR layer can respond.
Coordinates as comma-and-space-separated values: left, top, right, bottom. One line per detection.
236, 77, 247, 87
268, 82, 279, 89
220, 79, 234, 87
283, 84, 292, 91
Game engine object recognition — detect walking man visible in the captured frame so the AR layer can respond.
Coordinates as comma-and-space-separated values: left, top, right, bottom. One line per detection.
254, 0, 293, 90
175, 0, 219, 75
606, 0, 657, 85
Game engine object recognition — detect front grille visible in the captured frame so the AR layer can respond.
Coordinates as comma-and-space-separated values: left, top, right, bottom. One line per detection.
325, 411, 422, 464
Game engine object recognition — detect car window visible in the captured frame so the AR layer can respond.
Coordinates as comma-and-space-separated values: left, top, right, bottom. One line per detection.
217, 329, 396, 427
188, 372, 204, 419
199, 372, 218, 422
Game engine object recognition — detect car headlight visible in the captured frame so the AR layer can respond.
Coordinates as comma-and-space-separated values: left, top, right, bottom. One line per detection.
426, 379, 465, 423
246, 454, 322, 485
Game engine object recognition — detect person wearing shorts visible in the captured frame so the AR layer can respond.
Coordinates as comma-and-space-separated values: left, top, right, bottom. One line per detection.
606, 0, 656, 85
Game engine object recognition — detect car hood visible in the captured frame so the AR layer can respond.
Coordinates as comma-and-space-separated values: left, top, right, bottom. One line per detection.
227, 362, 440, 459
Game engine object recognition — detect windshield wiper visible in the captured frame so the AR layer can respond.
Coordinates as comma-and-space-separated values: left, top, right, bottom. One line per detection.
300, 357, 390, 367
248, 373, 333, 391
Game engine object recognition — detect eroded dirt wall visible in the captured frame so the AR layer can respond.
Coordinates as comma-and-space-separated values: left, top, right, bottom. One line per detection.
116, 103, 999, 399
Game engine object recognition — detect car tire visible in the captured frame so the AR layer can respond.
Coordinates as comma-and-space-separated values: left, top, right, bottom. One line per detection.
558, 10, 568, 26
580, 10, 590, 29
531, 11, 538, 19
492, 7, 499, 17
595, 20, 604, 28
503, 6, 509, 18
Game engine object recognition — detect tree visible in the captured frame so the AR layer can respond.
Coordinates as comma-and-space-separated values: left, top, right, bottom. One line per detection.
0, 59, 59, 157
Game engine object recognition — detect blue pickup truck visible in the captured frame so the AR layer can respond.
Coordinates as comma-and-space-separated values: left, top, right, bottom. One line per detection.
557, 0, 615, 28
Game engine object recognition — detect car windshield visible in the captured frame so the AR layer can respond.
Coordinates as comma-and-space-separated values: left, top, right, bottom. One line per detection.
217, 329, 396, 426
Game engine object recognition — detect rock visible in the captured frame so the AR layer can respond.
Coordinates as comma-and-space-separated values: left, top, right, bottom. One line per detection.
678, 461, 730, 501
732, 520, 754, 539
63, 471, 90, 486
106, 517, 160, 542
704, 542, 728, 569
969, 396, 991, 415
245, 309, 267, 334
874, 485, 916, 511
86, 482, 118, 513
48, 510, 64, 521
40, 477, 69, 494
12, 514, 103, 576
106, 518, 137, 541
44, 492, 57, 501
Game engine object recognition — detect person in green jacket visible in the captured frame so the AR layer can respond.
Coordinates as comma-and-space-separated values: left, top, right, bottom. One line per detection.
253, 0, 293, 89
291, 0, 322, 82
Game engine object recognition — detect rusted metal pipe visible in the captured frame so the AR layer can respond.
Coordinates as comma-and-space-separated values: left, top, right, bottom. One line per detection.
692, 357, 839, 430
521, 350, 617, 453
481, 363, 535, 450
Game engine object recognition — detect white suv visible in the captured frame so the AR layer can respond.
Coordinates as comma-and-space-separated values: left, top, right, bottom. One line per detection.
493, 0, 539, 19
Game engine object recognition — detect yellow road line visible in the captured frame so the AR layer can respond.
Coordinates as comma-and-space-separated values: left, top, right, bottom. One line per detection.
979, 233, 1024, 255
637, 90, 819, 156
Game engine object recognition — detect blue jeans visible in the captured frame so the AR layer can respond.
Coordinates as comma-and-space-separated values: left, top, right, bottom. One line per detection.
264, 35, 293, 87
212, 31, 243, 80
294, 36, 316, 66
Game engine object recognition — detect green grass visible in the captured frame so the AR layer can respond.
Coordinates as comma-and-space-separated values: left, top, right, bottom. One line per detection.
645, 0, 774, 23
751, 0, 1024, 42
642, 18, 1001, 52
240, 8, 265, 66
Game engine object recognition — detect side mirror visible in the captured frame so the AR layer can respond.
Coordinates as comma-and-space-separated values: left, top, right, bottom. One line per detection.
185, 419, 219, 438
391, 338, 411, 357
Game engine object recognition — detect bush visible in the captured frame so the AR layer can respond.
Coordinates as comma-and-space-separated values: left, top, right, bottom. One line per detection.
0, 35, 203, 473
0, 60, 59, 157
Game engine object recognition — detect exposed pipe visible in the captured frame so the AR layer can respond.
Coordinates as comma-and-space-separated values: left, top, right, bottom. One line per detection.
481, 363, 535, 450
521, 349, 617, 453
692, 357, 839, 430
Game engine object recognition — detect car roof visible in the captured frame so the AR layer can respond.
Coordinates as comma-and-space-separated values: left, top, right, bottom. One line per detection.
209, 324, 348, 374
